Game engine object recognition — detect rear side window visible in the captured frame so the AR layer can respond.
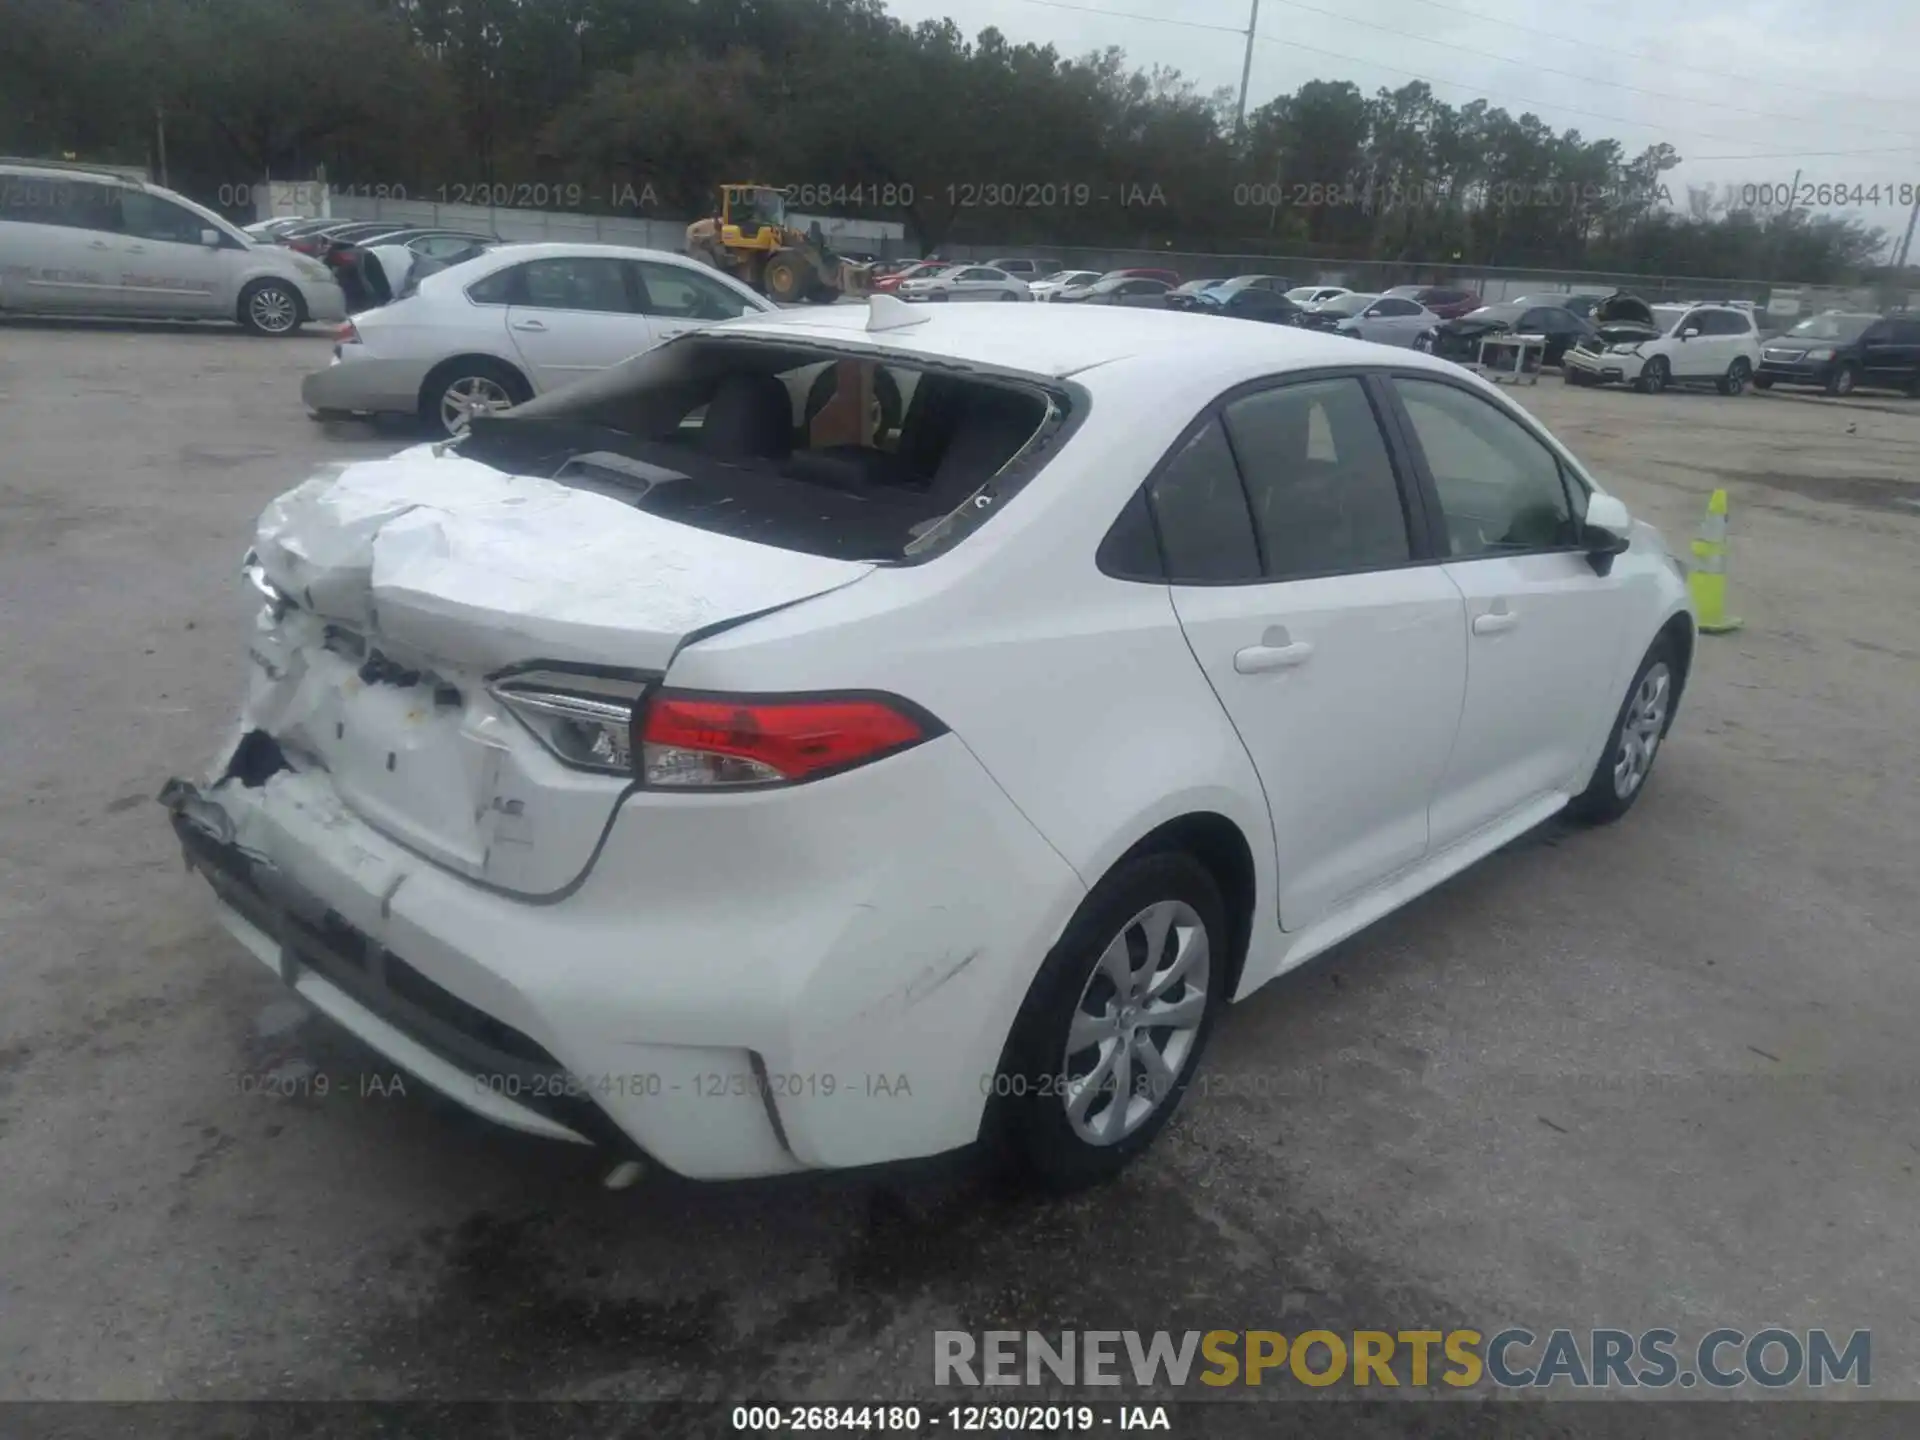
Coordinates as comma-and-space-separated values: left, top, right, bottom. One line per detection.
1222, 378, 1411, 580
1699, 310, 1750, 335
467, 265, 521, 305
1145, 420, 1261, 583
0, 175, 119, 230
1372, 298, 1421, 316
632, 260, 758, 321
520, 257, 633, 313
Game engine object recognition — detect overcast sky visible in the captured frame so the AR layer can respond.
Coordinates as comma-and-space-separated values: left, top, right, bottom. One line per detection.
882, 0, 1920, 247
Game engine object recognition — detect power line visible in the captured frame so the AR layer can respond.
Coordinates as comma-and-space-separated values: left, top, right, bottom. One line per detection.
1260, 0, 1920, 142
1020, 0, 1245, 36
1016, 0, 1920, 163
1387, 0, 1909, 110
1251, 31, 1764, 149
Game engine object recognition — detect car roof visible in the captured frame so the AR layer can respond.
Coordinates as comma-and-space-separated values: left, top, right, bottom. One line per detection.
709, 300, 1476, 388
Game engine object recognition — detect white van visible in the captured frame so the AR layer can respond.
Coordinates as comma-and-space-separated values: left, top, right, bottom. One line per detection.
0, 159, 346, 334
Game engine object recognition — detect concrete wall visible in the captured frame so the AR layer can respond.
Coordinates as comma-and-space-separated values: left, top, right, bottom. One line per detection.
269, 189, 906, 254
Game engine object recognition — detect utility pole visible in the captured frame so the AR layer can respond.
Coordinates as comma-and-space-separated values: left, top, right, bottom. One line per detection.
1895, 188, 1920, 270
1234, 0, 1262, 136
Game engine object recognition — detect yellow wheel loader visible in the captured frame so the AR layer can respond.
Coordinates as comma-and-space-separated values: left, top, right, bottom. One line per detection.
685, 184, 874, 305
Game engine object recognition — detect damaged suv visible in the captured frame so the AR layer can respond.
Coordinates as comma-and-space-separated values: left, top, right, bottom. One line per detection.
164, 298, 1694, 1190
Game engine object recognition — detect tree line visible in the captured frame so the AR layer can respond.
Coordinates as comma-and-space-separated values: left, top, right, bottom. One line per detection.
0, 0, 1892, 281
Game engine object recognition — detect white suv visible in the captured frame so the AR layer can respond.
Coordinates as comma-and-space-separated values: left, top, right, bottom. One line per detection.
0, 160, 345, 334
1563, 304, 1761, 395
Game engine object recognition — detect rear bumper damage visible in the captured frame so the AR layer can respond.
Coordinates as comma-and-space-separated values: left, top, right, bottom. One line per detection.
162, 722, 1084, 1180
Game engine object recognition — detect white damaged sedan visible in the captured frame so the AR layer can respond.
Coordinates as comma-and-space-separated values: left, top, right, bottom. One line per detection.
167, 299, 1694, 1190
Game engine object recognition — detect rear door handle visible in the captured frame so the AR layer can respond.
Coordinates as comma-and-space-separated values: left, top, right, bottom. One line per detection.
1234, 627, 1315, 674
511, 319, 547, 332
1472, 609, 1520, 636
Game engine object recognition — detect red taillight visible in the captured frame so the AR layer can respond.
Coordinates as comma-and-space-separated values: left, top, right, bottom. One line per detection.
335, 320, 359, 345
636, 692, 936, 788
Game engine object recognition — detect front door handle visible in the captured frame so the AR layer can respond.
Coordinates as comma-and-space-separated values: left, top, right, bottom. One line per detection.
1234, 626, 1315, 674
511, 319, 548, 332
1472, 608, 1520, 636
89, 239, 111, 250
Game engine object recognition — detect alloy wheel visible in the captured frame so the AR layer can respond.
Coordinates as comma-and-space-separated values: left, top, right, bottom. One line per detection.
440, 374, 514, 434
248, 285, 298, 334
1612, 661, 1672, 800
1641, 358, 1669, 394
1060, 899, 1210, 1146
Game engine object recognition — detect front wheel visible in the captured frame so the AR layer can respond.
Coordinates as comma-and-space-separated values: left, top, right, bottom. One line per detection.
989, 852, 1228, 1192
239, 279, 303, 336
1568, 638, 1678, 825
1718, 357, 1752, 396
1752, 375, 1774, 390
1636, 356, 1670, 394
763, 253, 812, 304
1827, 364, 1858, 397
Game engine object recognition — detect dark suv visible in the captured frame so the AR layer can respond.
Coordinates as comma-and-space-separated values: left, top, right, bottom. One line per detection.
1756, 312, 1920, 397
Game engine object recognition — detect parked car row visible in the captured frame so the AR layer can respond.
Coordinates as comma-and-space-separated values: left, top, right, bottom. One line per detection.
245, 215, 499, 310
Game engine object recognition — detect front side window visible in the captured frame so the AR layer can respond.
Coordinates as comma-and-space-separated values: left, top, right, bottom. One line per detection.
117, 190, 210, 244
1222, 378, 1411, 580
1395, 378, 1578, 558
518, 257, 633, 313
1146, 419, 1261, 583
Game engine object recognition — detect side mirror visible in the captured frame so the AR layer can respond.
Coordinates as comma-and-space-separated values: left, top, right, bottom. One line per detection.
200, 228, 222, 248
1583, 493, 1633, 576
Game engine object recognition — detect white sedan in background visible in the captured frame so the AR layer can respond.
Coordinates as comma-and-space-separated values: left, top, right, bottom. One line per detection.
301, 242, 774, 436
175, 301, 1693, 1192
1286, 284, 1352, 306
1030, 270, 1103, 301
897, 264, 1033, 302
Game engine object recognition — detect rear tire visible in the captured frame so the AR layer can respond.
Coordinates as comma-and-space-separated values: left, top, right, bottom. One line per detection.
1568, 637, 1679, 825
988, 852, 1228, 1193
238, 278, 304, 336
418, 357, 531, 439
1718, 357, 1751, 396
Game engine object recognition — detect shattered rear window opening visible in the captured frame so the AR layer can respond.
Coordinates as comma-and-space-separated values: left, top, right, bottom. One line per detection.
453, 335, 1075, 564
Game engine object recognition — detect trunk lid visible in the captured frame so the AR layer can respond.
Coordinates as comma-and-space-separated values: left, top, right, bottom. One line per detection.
239, 447, 874, 894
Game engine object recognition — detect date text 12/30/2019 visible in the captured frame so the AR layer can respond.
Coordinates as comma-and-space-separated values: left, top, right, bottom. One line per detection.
730, 1404, 1172, 1431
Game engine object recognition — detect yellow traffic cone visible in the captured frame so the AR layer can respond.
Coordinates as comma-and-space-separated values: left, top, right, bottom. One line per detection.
1688, 488, 1743, 634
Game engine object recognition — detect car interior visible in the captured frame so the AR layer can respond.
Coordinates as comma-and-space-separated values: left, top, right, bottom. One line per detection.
459, 338, 1061, 562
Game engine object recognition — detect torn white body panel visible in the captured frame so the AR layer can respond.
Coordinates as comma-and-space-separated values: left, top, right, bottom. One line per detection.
252, 447, 875, 673
233, 447, 880, 893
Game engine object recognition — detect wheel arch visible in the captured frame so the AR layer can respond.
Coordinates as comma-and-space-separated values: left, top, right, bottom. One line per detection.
1107, 810, 1260, 1006
416, 351, 534, 412
1656, 609, 1696, 728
